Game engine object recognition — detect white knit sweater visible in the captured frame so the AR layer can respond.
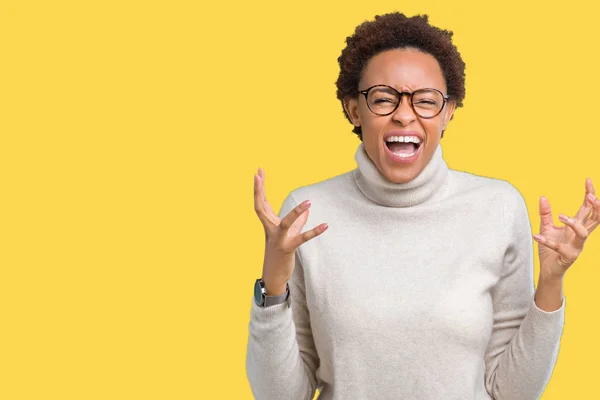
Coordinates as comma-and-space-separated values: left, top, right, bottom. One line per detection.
246, 142, 565, 400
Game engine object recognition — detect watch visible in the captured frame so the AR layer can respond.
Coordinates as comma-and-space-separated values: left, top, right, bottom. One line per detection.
254, 279, 290, 308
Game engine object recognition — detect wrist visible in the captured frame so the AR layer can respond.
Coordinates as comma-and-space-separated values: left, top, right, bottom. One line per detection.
262, 280, 288, 296
538, 272, 564, 285
535, 274, 564, 312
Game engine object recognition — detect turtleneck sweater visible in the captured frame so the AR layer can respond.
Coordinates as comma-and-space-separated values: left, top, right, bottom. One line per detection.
246, 142, 565, 400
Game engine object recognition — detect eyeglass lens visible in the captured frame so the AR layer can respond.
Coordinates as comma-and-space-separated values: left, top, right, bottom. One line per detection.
366, 87, 444, 117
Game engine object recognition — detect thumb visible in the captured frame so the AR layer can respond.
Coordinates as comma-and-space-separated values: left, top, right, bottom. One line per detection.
539, 196, 554, 232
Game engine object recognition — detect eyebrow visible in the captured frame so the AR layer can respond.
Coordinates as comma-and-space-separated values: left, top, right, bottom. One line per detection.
371, 86, 443, 94
370, 86, 397, 94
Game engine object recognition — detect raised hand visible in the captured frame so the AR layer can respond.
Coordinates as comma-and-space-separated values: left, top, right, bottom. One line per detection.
533, 178, 600, 279
254, 167, 328, 295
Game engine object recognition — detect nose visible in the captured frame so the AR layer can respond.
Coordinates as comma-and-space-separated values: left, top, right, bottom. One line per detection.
392, 94, 417, 125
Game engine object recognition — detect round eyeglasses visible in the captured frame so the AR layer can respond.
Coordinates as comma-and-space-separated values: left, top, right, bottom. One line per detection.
358, 85, 450, 119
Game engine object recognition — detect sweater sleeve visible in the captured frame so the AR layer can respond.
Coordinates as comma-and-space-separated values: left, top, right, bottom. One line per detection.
246, 193, 320, 400
484, 185, 565, 399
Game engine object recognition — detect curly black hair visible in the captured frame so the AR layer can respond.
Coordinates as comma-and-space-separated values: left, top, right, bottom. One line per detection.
336, 12, 466, 140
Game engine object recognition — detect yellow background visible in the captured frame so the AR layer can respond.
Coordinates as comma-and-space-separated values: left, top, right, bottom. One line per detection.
1, 0, 598, 398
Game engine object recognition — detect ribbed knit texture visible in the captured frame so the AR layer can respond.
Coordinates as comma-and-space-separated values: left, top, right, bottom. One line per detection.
246, 142, 565, 400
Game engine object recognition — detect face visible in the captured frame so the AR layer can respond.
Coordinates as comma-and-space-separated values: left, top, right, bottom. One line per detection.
344, 48, 456, 184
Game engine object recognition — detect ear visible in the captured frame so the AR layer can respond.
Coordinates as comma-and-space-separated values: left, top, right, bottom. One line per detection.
343, 96, 361, 128
441, 100, 456, 131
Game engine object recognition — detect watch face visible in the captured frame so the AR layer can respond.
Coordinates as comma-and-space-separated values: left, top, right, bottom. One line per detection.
254, 279, 264, 306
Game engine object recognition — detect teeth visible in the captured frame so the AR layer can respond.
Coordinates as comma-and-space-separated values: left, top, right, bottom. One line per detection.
385, 135, 421, 144
392, 150, 417, 158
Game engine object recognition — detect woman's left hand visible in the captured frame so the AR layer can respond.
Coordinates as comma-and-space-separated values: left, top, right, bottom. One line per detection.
533, 178, 600, 280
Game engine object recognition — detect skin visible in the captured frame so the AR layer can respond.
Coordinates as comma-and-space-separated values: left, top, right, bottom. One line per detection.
340, 46, 600, 311
533, 179, 600, 311
253, 48, 600, 308
343, 47, 456, 184
254, 167, 328, 295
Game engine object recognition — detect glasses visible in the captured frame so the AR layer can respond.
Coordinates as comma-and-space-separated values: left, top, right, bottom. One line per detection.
359, 85, 450, 119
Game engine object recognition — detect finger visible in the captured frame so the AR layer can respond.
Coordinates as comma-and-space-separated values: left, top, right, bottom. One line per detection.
257, 167, 267, 203
584, 193, 600, 234
574, 178, 595, 224
253, 173, 271, 225
587, 177, 595, 196
289, 208, 310, 236
257, 168, 280, 219
289, 223, 329, 249
254, 171, 277, 227
539, 196, 554, 232
279, 200, 312, 231
558, 213, 589, 249
533, 233, 579, 267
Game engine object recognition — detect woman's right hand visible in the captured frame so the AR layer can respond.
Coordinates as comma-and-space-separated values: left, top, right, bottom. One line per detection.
254, 167, 328, 295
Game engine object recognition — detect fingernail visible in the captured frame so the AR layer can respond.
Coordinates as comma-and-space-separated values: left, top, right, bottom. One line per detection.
302, 200, 311, 208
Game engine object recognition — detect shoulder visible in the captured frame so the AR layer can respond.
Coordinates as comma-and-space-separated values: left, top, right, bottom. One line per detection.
451, 170, 532, 240
287, 170, 355, 204
449, 169, 525, 206
278, 170, 355, 216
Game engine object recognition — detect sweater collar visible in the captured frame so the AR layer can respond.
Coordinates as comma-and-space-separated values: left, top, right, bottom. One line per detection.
353, 142, 449, 207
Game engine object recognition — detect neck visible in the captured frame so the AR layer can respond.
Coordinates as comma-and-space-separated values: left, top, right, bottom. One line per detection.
353, 142, 449, 207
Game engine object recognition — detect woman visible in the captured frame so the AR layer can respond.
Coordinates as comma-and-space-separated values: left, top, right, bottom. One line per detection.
246, 12, 599, 399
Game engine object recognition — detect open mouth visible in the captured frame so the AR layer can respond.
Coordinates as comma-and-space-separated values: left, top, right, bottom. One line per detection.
384, 140, 422, 157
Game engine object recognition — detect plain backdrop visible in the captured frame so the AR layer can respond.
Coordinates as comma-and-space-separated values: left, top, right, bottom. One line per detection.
1, 1, 598, 399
